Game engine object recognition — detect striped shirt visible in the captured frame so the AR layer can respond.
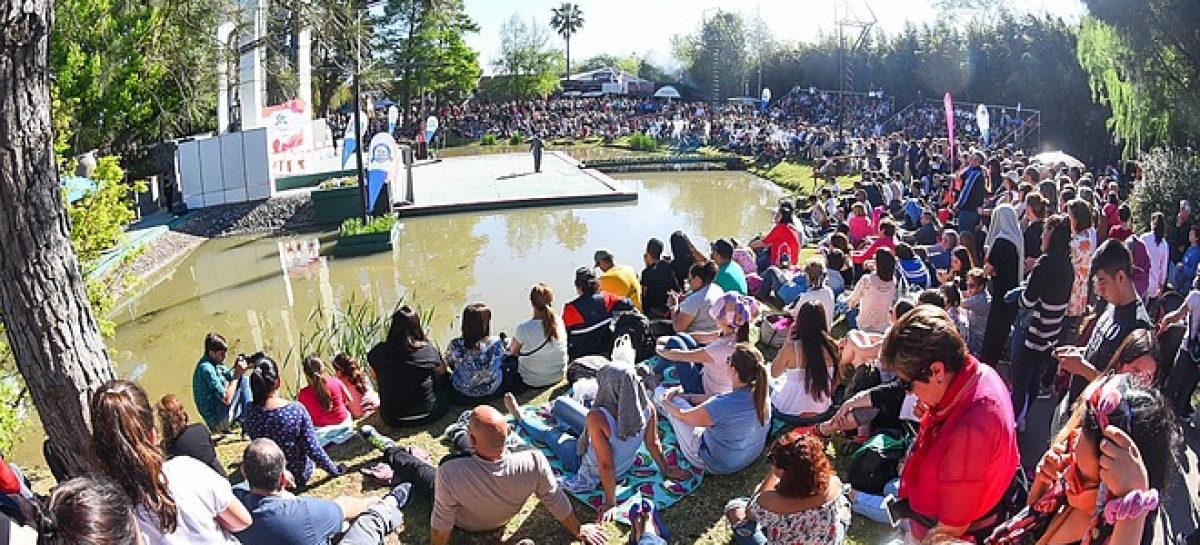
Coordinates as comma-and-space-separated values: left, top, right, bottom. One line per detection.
1019, 253, 1075, 351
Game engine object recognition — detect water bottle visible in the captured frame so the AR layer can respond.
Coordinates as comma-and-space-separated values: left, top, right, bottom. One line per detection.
360, 425, 396, 452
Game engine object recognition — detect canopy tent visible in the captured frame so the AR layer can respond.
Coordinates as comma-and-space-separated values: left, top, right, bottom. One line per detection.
653, 86, 681, 100
373, 98, 396, 110
1032, 151, 1084, 169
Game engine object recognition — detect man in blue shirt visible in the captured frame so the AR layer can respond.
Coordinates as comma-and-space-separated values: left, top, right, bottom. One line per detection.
192, 332, 252, 432
953, 151, 988, 236
235, 439, 407, 545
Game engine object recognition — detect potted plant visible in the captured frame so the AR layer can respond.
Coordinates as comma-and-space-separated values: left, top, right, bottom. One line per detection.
312, 176, 363, 225
333, 214, 401, 257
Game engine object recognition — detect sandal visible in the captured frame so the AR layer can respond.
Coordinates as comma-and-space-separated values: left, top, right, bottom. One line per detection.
642, 498, 669, 541
627, 502, 645, 545
359, 462, 394, 484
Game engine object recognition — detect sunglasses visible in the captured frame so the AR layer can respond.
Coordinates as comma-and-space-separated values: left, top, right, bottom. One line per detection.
898, 367, 933, 392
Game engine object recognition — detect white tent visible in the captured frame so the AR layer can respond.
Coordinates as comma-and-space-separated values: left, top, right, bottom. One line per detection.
1033, 151, 1084, 169
654, 86, 681, 100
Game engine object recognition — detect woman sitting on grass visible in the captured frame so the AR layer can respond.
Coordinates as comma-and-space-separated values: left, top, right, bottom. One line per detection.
772, 301, 839, 427
654, 292, 757, 396
297, 355, 354, 433
502, 363, 688, 521
445, 302, 506, 404
157, 394, 225, 477
332, 352, 379, 419
657, 343, 771, 476
725, 432, 851, 545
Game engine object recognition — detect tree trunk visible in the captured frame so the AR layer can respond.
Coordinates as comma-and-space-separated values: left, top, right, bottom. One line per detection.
565, 36, 571, 78
0, 0, 116, 479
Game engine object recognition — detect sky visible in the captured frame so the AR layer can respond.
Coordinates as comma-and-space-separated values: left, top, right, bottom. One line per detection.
462, 0, 1086, 75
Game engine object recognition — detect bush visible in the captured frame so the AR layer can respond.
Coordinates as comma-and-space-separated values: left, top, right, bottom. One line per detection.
318, 176, 358, 190
480, 134, 498, 146
1129, 147, 1200, 230
508, 134, 524, 146
627, 132, 660, 152
339, 214, 397, 237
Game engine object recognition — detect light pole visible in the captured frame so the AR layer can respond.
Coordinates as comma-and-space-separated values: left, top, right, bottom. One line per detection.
348, 0, 386, 221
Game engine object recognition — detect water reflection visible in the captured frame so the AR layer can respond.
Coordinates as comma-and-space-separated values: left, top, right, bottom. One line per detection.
7, 171, 783, 465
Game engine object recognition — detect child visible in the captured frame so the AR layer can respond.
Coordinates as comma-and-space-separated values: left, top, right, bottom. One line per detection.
895, 242, 930, 289
960, 268, 991, 357
940, 282, 971, 349
332, 353, 380, 419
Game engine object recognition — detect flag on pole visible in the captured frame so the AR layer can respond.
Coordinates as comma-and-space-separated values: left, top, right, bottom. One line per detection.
944, 93, 956, 171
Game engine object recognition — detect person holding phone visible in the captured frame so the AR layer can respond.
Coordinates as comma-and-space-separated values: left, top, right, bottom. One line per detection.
192, 332, 253, 433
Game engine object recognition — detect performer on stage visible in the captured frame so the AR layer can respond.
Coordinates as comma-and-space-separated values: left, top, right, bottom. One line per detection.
530, 134, 544, 173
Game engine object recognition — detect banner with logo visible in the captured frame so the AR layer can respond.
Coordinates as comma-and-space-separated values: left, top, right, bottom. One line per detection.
365, 133, 400, 214
976, 103, 991, 147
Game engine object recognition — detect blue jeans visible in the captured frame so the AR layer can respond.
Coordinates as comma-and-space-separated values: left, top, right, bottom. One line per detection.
958, 209, 979, 236
512, 397, 589, 471
660, 334, 704, 394
1009, 309, 1043, 425
757, 267, 807, 304
852, 479, 900, 524
727, 498, 769, 545
219, 376, 253, 430
755, 248, 771, 274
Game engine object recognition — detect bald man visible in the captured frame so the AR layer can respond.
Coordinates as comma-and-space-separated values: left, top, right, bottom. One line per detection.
430, 406, 607, 545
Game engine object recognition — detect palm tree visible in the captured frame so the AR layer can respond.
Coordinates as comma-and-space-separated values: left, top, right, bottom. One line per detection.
549, 3, 584, 77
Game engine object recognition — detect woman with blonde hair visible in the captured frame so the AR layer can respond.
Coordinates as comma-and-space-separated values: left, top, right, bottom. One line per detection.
509, 283, 568, 389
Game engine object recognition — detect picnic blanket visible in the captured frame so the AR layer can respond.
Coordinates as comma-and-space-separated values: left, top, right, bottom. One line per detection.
510, 402, 703, 526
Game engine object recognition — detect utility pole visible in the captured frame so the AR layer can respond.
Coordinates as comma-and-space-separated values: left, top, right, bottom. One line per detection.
352, 6, 369, 221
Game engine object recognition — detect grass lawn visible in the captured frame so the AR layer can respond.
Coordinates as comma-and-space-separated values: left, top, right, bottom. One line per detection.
747, 160, 859, 198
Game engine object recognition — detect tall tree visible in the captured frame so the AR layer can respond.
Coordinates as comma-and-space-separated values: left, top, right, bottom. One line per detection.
489, 14, 561, 100
549, 2, 583, 77
376, 0, 480, 122
1, 0, 117, 477
672, 10, 749, 101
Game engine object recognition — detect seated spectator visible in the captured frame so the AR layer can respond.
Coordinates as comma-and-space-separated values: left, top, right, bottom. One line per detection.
961, 268, 991, 356
641, 238, 679, 320
840, 299, 914, 367
157, 394, 226, 477
656, 343, 771, 475
655, 292, 757, 395
669, 231, 708, 291
772, 302, 839, 427
935, 246, 974, 287
596, 249, 643, 311
852, 220, 897, 266
939, 283, 971, 350
724, 433, 851, 545
987, 374, 1177, 545
879, 306, 1018, 542
38, 477, 140, 545
711, 239, 749, 295
912, 211, 940, 246
564, 267, 635, 361
368, 306, 449, 427
192, 332, 252, 433
791, 259, 837, 324
332, 353, 379, 419
233, 438, 406, 545
751, 203, 802, 272
502, 365, 687, 519
925, 229, 959, 272
430, 406, 608, 545
825, 249, 849, 295
90, 379, 252, 543
509, 283, 568, 389
245, 354, 344, 488
668, 261, 723, 334
298, 355, 354, 433
847, 247, 898, 333
446, 303, 507, 404
847, 203, 874, 246
896, 242, 930, 289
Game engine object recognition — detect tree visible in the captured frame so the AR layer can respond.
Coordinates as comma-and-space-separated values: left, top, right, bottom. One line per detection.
377, 0, 481, 117
491, 14, 561, 100
549, 2, 583, 77
1, 0, 117, 477
672, 10, 749, 100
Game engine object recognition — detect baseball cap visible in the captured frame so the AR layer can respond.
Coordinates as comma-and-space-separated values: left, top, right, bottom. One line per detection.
711, 239, 734, 259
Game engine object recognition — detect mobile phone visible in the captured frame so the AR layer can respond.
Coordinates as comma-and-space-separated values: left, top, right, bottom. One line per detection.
883, 495, 903, 527
851, 407, 881, 427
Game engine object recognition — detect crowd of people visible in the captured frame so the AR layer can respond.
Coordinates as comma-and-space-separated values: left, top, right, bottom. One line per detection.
3, 101, 1195, 545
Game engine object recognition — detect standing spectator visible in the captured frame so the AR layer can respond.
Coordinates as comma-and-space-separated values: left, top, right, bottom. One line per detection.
192, 333, 252, 432
368, 307, 449, 427
1176, 224, 1200, 292
1140, 212, 1171, 308
1107, 204, 1135, 241
157, 394, 226, 477
1172, 199, 1193, 263
641, 238, 679, 320
1159, 273, 1200, 421
1009, 215, 1073, 431
980, 205, 1024, 365
564, 268, 635, 360
1022, 193, 1047, 272
244, 354, 344, 488
953, 151, 989, 235
446, 303, 506, 404
1064, 199, 1096, 347
510, 283, 568, 389
595, 249, 643, 311
881, 306, 1018, 542
961, 268, 991, 357
90, 380, 252, 544
711, 239, 749, 295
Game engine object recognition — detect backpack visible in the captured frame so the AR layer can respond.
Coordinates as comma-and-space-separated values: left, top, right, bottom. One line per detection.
612, 312, 654, 363
848, 429, 909, 494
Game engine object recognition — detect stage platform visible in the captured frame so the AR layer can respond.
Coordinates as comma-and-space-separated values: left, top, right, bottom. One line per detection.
394, 151, 637, 218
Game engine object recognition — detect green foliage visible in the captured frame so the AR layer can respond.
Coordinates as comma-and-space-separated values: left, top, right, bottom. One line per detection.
508, 134, 524, 146
672, 11, 749, 101
318, 176, 359, 190
1077, 0, 1200, 153
488, 14, 563, 100
480, 134, 498, 146
627, 132, 659, 152
1128, 148, 1200, 232
66, 157, 139, 267
339, 215, 397, 237
549, 2, 584, 74
377, 0, 482, 111
51, 0, 224, 154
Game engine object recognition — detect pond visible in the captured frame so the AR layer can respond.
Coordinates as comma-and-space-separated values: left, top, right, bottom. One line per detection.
9, 170, 785, 466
